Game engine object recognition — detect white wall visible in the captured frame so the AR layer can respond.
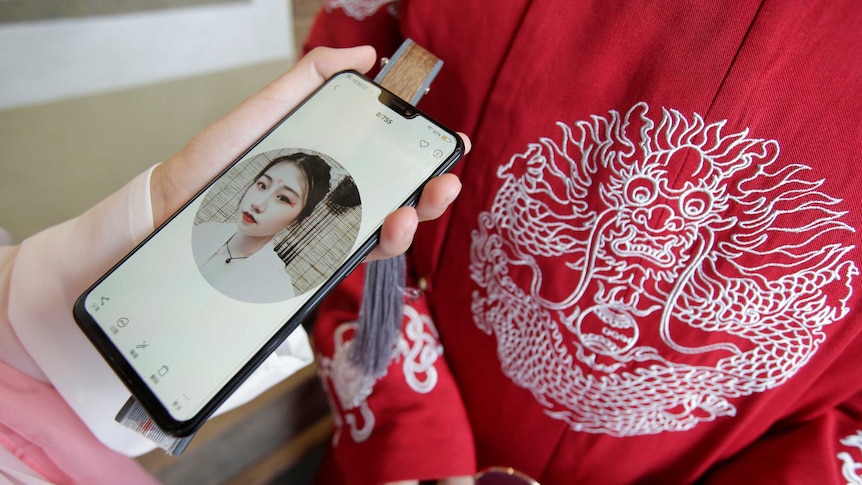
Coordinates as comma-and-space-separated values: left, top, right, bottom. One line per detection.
0, 0, 298, 240
0, 0, 295, 110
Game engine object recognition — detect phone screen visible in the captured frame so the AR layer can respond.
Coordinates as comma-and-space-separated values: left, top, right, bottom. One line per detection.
74, 71, 462, 433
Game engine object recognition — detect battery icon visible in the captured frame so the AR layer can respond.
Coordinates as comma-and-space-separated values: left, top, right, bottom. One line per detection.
441, 134, 451, 142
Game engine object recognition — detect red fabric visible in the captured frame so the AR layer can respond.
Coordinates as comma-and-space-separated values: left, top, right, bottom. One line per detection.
308, 1, 862, 483
313, 269, 475, 485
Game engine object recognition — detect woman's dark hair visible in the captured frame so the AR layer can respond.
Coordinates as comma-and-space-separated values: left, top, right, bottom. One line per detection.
252, 152, 332, 225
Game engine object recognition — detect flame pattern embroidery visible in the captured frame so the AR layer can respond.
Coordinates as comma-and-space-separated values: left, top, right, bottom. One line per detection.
318, 304, 442, 443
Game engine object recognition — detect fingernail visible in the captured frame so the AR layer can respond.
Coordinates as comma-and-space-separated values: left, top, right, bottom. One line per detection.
446, 181, 462, 204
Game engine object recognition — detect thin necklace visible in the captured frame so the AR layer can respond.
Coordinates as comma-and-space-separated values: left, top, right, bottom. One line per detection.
224, 234, 250, 264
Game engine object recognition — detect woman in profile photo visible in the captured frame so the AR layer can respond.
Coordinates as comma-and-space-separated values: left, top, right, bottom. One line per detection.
192, 152, 332, 303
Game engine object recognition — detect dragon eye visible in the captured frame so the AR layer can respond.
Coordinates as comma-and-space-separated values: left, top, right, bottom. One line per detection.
625, 176, 657, 206
679, 189, 712, 219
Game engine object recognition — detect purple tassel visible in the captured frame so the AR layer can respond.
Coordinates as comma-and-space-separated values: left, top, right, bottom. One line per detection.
349, 254, 406, 378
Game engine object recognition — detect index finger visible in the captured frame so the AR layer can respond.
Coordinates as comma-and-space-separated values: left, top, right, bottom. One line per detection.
153, 46, 377, 222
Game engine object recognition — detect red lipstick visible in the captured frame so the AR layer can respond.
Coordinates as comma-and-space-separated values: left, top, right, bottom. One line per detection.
242, 212, 257, 224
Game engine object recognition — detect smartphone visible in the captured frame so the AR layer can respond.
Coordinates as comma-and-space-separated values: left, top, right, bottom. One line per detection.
72, 70, 464, 436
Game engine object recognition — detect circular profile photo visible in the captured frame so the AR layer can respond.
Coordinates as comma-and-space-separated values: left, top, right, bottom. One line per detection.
191, 148, 362, 303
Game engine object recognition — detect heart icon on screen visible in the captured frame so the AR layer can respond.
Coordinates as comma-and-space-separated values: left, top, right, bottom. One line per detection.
420, 140, 430, 147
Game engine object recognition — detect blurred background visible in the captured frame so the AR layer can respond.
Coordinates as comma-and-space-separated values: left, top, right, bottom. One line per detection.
0, 0, 334, 483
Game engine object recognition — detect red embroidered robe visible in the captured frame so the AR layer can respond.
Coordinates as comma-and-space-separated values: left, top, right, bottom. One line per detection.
307, 2, 862, 483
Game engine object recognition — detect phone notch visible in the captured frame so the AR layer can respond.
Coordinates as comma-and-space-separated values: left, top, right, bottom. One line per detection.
378, 90, 418, 119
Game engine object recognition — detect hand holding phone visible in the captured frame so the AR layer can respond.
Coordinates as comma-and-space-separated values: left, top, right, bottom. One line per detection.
152, 45, 463, 262
73, 46, 467, 436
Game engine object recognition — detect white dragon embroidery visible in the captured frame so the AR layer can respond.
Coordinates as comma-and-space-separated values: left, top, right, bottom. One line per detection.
470, 102, 857, 436
323, 0, 397, 21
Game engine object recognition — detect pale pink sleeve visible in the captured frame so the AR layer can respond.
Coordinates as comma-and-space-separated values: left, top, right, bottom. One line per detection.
7, 167, 160, 456
5, 166, 313, 456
